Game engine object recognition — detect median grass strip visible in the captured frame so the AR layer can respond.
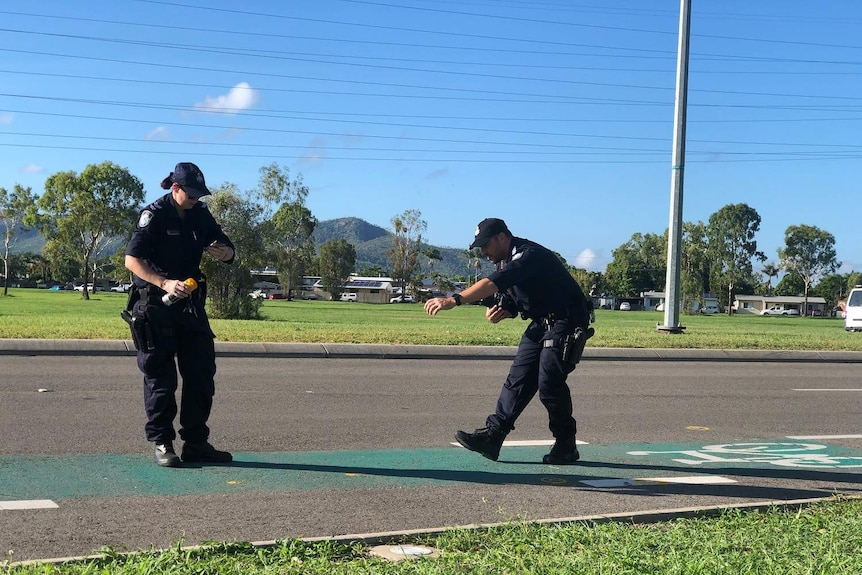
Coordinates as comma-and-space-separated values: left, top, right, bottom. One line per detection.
5, 498, 861, 574
1, 288, 861, 350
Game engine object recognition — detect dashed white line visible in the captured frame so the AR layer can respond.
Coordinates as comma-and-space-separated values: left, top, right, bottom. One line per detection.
0, 499, 58, 510
580, 476, 736, 488
792, 388, 862, 391
786, 435, 862, 440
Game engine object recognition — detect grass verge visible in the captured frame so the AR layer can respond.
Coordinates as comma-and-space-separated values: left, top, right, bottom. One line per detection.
5, 498, 861, 574
1, 289, 861, 350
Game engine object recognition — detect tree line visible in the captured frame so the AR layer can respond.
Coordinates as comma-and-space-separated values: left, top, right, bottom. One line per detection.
593, 203, 850, 314
3, 163, 853, 317
1, 161, 457, 318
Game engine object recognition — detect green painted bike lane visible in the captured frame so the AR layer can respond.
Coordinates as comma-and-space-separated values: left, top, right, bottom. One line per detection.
2, 440, 861, 501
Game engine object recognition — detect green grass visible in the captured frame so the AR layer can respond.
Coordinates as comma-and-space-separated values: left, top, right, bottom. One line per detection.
5, 498, 861, 574
1, 288, 860, 350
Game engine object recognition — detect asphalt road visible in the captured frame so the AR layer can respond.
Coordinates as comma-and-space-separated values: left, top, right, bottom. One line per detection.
2, 345, 861, 562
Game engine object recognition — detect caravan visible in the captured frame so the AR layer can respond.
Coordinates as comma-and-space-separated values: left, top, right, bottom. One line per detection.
844, 286, 862, 331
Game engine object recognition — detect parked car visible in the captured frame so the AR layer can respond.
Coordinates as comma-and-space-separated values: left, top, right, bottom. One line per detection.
111, 283, 132, 293
389, 295, 415, 304
269, 292, 287, 300
339, 292, 358, 302
73, 283, 96, 292
761, 305, 800, 316
844, 286, 862, 331
248, 289, 266, 299
700, 302, 721, 314
299, 288, 318, 300
618, 302, 631, 311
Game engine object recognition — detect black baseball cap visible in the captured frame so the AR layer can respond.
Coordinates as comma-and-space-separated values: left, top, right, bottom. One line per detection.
470, 217, 510, 249
167, 162, 210, 198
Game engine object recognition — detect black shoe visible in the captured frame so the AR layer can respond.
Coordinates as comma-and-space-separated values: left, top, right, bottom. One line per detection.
154, 442, 181, 467
181, 441, 233, 463
542, 437, 580, 465
455, 427, 506, 461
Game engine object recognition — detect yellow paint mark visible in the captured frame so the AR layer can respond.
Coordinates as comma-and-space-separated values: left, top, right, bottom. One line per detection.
226, 480, 244, 486
345, 473, 366, 477
686, 426, 710, 431
540, 477, 568, 485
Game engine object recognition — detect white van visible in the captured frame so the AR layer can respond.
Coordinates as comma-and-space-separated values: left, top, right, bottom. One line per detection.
844, 286, 862, 331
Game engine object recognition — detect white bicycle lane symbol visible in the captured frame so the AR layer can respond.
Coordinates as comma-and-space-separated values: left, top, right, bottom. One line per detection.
627, 442, 862, 469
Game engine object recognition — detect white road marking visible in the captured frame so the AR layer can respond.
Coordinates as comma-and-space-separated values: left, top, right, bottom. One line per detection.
450, 439, 589, 448
786, 435, 862, 440
792, 388, 862, 391
580, 476, 736, 488
0, 499, 59, 510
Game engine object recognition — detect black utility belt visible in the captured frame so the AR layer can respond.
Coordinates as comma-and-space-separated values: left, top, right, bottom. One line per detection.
137, 284, 203, 304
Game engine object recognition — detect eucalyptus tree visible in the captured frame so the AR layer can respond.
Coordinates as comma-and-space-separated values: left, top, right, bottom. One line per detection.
200, 183, 266, 319
256, 163, 317, 299
31, 162, 144, 300
0, 184, 37, 295
680, 221, 709, 311
319, 238, 356, 299
388, 209, 426, 296
778, 224, 839, 315
706, 203, 765, 314
422, 246, 443, 277
604, 232, 666, 297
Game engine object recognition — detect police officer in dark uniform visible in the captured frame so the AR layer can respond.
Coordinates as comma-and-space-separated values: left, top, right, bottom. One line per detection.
124, 162, 236, 467
424, 218, 593, 465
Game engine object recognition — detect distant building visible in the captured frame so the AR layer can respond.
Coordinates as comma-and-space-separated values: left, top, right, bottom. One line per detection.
732, 294, 827, 316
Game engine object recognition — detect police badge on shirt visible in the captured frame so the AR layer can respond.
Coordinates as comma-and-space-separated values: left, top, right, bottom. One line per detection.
138, 210, 153, 228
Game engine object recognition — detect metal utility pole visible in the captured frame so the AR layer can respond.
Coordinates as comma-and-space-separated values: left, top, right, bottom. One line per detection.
658, 0, 691, 334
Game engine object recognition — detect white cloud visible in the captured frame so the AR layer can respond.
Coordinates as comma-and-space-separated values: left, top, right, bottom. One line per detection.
21, 164, 44, 174
574, 248, 600, 270
145, 126, 171, 141
0, 112, 12, 125
194, 82, 259, 114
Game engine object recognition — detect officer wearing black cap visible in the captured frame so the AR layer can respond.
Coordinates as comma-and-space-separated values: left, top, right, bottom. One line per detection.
124, 162, 236, 467
425, 218, 593, 464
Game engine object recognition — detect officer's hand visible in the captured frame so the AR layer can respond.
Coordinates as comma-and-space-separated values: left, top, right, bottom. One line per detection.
163, 279, 192, 299
206, 243, 234, 262
424, 296, 455, 316
486, 304, 512, 324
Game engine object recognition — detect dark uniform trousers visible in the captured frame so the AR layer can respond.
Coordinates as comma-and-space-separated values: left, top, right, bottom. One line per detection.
134, 298, 216, 444
486, 317, 580, 439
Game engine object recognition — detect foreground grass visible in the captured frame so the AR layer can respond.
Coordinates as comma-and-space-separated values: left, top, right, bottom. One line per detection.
5, 498, 861, 574
1, 288, 860, 350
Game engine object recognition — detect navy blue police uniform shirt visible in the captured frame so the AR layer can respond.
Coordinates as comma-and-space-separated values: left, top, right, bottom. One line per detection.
486, 237, 587, 322
126, 193, 234, 287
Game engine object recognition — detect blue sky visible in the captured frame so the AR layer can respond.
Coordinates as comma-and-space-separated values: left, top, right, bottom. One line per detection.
1, 1, 860, 275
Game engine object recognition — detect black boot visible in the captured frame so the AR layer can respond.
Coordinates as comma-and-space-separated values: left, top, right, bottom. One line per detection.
542, 436, 579, 465
154, 442, 181, 467
181, 441, 233, 463
455, 426, 506, 461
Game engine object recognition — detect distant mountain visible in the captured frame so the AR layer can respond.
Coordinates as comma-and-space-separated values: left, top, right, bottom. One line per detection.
313, 217, 493, 279
312, 217, 389, 245
4, 216, 491, 279
3, 224, 44, 254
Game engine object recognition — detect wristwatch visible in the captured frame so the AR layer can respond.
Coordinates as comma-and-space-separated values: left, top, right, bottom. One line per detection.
452, 293, 462, 306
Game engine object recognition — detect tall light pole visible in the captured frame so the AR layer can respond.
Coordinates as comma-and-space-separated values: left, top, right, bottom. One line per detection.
658, 0, 691, 334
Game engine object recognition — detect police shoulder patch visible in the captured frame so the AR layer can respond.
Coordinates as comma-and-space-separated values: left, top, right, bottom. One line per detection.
138, 210, 153, 228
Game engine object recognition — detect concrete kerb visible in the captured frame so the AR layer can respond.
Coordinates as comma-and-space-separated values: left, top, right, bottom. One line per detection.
2, 339, 862, 362
8, 494, 858, 568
